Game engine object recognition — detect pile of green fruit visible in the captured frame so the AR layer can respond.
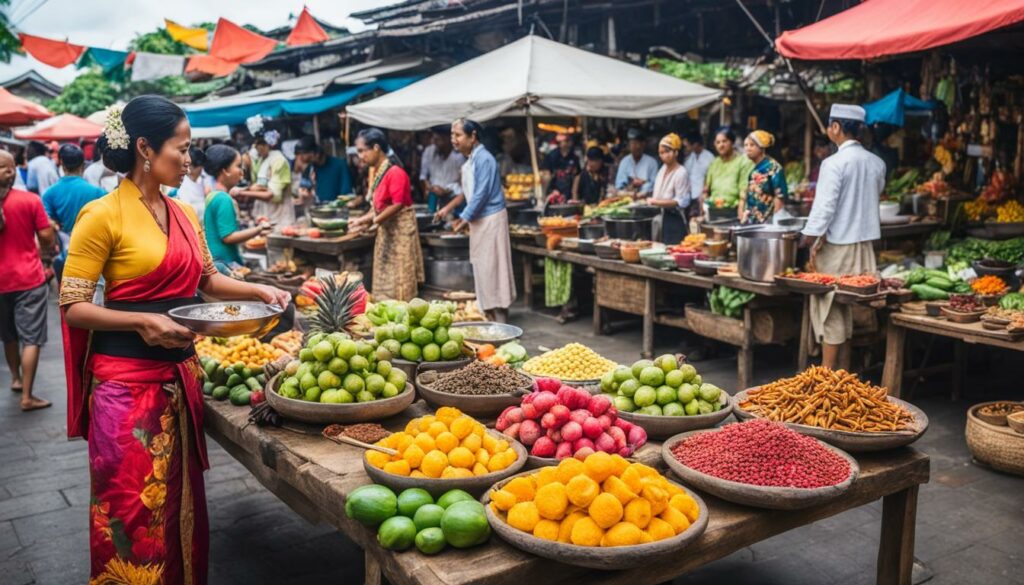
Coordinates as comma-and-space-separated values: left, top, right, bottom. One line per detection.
599, 354, 725, 416
201, 356, 266, 406
346, 485, 490, 554
277, 332, 408, 403
370, 298, 466, 363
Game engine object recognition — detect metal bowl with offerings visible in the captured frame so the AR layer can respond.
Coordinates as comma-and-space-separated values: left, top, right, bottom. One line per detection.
168, 302, 283, 337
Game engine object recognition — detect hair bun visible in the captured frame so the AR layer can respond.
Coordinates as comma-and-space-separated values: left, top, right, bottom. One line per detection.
96, 134, 134, 174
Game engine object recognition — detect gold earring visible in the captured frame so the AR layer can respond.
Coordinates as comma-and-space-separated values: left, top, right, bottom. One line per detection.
144, 159, 151, 173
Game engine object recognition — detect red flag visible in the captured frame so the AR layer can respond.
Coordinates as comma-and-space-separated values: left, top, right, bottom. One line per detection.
186, 54, 240, 77
209, 18, 277, 64
18, 33, 85, 68
286, 7, 329, 46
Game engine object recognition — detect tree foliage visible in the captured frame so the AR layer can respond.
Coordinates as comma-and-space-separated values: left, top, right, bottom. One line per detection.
46, 71, 118, 117
0, 0, 18, 63
129, 28, 192, 55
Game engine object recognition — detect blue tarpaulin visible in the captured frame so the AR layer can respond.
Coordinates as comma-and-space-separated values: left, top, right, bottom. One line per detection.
862, 88, 935, 127
185, 76, 421, 127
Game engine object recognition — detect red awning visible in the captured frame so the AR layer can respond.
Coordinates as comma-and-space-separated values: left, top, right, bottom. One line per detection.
776, 0, 1024, 60
18, 33, 85, 68
15, 113, 103, 141
209, 18, 278, 64
286, 8, 329, 46
0, 87, 52, 127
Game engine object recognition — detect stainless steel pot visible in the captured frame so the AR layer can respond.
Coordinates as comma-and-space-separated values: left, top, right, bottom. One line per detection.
579, 222, 606, 240
605, 217, 654, 241
736, 227, 799, 282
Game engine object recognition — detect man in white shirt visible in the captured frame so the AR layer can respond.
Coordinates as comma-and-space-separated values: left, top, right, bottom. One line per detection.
683, 131, 714, 217
420, 126, 464, 213
614, 128, 659, 196
25, 141, 59, 195
800, 104, 886, 369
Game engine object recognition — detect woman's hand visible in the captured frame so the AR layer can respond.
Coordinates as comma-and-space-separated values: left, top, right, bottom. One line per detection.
433, 208, 448, 224
136, 313, 195, 349
251, 283, 292, 309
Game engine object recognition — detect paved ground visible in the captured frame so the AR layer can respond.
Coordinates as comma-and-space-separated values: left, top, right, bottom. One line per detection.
1, 299, 1022, 584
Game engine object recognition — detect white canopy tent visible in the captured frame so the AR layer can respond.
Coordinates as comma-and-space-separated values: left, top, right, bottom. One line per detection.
347, 35, 722, 129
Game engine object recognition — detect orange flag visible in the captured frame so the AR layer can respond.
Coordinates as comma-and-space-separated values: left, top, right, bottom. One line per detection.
286, 7, 329, 46
209, 18, 277, 64
18, 33, 85, 68
186, 54, 239, 77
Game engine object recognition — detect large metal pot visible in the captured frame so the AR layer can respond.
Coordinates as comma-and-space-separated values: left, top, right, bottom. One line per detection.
605, 217, 654, 241
736, 227, 798, 282
514, 208, 542, 226
579, 221, 606, 240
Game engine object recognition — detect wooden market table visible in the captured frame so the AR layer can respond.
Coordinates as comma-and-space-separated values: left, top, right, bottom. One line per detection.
267, 233, 375, 272
882, 312, 1024, 399
204, 398, 929, 585
512, 243, 798, 388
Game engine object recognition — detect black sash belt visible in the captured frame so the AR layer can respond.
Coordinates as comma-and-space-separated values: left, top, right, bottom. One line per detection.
91, 297, 200, 362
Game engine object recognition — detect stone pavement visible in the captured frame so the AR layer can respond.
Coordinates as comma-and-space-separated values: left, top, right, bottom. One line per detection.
0, 299, 1022, 584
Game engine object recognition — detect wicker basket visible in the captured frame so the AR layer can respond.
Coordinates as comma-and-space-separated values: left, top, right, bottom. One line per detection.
966, 402, 1024, 476
1008, 411, 1024, 435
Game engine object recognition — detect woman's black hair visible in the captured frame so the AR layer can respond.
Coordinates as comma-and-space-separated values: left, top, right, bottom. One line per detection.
356, 127, 390, 152
188, 146, 205, 169
454, 118, 483, 141
585, 147, 605, 161
685, 131, 704, 145
96, 95, 187, 174
204, 144, 239, 179
714, 126, 736, 143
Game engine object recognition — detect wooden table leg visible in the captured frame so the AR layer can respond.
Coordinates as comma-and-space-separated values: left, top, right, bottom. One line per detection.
952, 341, 965, 401
737, 305, 754, 389
877, 485, 919, 585
642, 279, 655, 359
797, 295, 811, 371
881, 323, 906, 398
522, 253, 534, 309
365, 549, 382, 585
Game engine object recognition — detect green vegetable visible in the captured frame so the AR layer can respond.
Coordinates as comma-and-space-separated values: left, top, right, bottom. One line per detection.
346, 485, 398, 526
225, 373, 242, 388
709, 286, 755, 319
905, 268, 927, 285
229, 387, 251, 406
911, 284, 950, 301
211, 385, 230, 401
952, 281, 973, 294
924, 277, 953, 291
544, 258, 572, 307
999, 293, 1024, 310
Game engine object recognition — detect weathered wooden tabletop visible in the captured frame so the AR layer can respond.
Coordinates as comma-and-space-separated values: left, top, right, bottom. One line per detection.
204, 398, 929, 585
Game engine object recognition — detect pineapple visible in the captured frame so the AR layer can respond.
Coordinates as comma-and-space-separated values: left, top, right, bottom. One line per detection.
306, 276, 367, 339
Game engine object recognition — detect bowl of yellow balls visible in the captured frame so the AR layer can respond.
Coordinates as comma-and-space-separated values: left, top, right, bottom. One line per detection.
521, 343, 617, 387
482, 452, 709, 569
363, 407, 528, 497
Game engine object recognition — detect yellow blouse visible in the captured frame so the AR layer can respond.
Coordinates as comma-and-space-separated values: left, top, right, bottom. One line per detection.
59, 179, 217, 306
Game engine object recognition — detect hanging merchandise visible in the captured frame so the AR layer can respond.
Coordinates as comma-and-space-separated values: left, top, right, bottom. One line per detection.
286, 8, 329, 46
165, 19, 211, 52
18, 33, 85, 68
209, 18, 278, 64
186, 54, 239, 77
130, 52, 186, 82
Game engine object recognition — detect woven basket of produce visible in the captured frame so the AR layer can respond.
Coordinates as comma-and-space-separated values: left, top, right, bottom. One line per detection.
966, 402, 1024, 476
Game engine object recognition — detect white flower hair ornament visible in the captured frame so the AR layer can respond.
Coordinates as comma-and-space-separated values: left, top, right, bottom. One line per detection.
246, 114, 265, 135
103, 106, 130, 151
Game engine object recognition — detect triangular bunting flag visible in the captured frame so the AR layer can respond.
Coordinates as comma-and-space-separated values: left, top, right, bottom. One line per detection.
165, 19, 211, 52
209, 18, 277, 64
18, 33, 85, 68
286, 8, 329, 46
186, 54, 239, 77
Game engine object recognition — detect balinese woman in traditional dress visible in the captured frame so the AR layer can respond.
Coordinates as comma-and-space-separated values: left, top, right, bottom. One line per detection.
59, 95, 289, 585
442, 118, 516, 323
348, 128, 424, 301
739, 129, 789, 225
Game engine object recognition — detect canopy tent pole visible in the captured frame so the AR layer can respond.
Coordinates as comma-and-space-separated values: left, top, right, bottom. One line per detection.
313, 114, 321, 143
525, 111, 544, 202
733, 0, 826, 135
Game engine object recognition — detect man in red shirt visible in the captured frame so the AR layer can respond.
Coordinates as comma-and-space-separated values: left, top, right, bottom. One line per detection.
0, 150, 55, 411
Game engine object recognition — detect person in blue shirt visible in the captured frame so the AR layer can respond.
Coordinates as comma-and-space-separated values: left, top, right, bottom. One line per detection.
614, 128, 659, 196
440, 118, 516, 322
42, 144, 106, 280
293, 136, 353, 204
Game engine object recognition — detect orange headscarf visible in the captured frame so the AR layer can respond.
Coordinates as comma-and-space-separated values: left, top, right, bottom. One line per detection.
659, 133, 682, 151
748, 130, 775, 148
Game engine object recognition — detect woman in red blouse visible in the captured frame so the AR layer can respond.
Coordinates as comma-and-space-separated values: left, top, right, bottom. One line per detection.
350, 128, 424, 300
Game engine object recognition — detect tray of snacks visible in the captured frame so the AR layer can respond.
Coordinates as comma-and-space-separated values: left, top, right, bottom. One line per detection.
837, 274, 880, 295
774, 271, 837, 294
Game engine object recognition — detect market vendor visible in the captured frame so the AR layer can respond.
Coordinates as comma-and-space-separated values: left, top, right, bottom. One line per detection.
800, 104, 885, 369
648, 133, 692, 244
349, 128, 424, 301
294, 136, 353, 204
572, 146, 609, 204
614, 128, 659, 196
420, 125, 465, 214
203, 144, 272, 274
739, 130, 789, 224
703, 127, 754, 220
235, 128, 295, 227
447, 118, 516, 323
59, 95, 291, 584
541, 133, 580, 197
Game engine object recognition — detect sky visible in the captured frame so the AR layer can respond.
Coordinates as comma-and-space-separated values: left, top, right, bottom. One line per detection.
0, 0, 395, 85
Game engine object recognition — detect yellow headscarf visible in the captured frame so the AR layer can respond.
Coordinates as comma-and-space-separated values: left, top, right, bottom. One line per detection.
748, 130, 775, 148
659, 133, 682, 151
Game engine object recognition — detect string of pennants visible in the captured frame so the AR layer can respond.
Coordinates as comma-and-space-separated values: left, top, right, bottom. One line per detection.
16, 7, 330, 81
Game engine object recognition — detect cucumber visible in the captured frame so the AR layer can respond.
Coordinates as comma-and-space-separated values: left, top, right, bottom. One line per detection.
212, 385, 230, 400
229, 386, 251, 406
203, 361, 217, 379
213, 367, 227, 385
202, 381, 214, 395
225, 373, 243, 388
911, 284, 949, 301
245, 377, 262, 391
242, 367, 253, 379
924, 277, 953, 291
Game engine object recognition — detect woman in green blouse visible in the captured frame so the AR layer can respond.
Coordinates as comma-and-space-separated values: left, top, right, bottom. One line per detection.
702, 127, 754, 220
203, 145, 271, 274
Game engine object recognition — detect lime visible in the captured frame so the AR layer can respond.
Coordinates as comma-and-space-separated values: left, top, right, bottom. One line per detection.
365, 374, 386, 395
327, 357, 349, 376
296, 363, 312, 380
317, 371, 341, 390
612, 365, 633, 384
356, 341, 375, 357
414, 527, 447, 555
655, 385, 677, 406
639, 366, 665, 387
664, 369, 685, 388
387, 369, 408, 388
382, 382, 400, 398
613, 395, 635, 412
357, 390, 376, 403
397, 488, 434, 517
298, 348, 314, 362
699, 383, 722, 403
400, 342, 422, 361
420, 313, 439, 330
337, 389, 354, 403
691, 374, 703, 387
304, 386, 322, 402
631, 359, 654, 380
678, 363, 697, 383
600, 371, 616, 392
436, 489, 474, 509
684, 399, 700, 416
393, 324, 411, 342
349, 355, 370, 372
639, 404, 663, 416
440, 500, 490, 548
312, 341, 334, 362
310, 362, 327, 377
411, 327, 433, 346
633, 385, 656, 408
377, 516, 417, 551
440, 340, 461, 360
335, 339, 358, 360
374, 346, 393, 363
374, 325, 392, 344
408, 298, 429, 321
306, 333, 326, 348
279, 384, 301, 400
413, 504, 445, 531
320, 389, 343, 404
677, 383, 697, 404
346, 484, 397, 525
446, 328, 464, 346
382, 339, 402, 355
662, 402, 685, 416
376, 360, 393, 378
326, 332, 348, 346
618, 379, 640, 398
299, 372, 318, 391
343, 373, 365, 394
422, 343, 441, 362
655, 354, 678, 373
433, 327, 449, 345
438, 312, 452, 327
